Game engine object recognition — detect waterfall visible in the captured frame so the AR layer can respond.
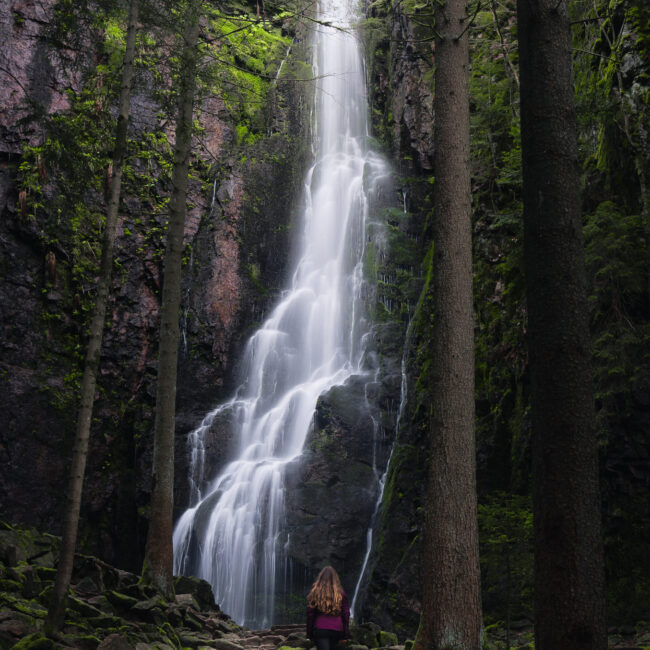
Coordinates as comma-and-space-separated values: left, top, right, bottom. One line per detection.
173, 0, 390, 629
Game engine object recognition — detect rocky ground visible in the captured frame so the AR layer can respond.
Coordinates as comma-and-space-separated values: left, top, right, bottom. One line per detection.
1, 521, 648, 650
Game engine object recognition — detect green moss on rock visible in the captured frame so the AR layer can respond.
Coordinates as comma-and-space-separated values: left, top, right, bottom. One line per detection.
378, 631, 398, 647
106, 589, 140, 609
61, 632, 102, 649
10, 633, 56, 649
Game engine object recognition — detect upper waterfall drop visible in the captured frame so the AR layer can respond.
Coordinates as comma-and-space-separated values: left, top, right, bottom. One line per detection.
173, 0, 390, 628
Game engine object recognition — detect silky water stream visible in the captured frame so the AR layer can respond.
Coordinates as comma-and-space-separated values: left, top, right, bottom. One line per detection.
173, 0, 391, 628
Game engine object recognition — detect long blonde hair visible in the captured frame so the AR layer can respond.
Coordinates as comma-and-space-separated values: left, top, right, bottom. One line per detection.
307, 566, 343, 615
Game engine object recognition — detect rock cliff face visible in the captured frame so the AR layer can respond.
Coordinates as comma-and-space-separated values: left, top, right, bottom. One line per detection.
1, 0, 427, 632
283, 375, 389, 601
0, 0, 314, 571
353, 0, 435, 636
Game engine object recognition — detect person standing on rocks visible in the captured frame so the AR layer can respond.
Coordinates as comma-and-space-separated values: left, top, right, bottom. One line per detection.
306, 566, 350, 650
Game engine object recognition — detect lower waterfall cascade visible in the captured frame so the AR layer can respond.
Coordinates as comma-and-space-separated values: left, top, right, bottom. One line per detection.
173, 0, 392, 628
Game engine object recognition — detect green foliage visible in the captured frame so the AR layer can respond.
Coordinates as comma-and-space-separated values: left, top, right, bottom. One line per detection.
604, 490, 650, 623
18, 79, 114, 411
478, 492, 533, 624
584, 200, 650, 622
200, 7, 293, 143
584, 201, 649, 422
572, 0, 650, 213
470, 6, 520, 210
15, 2, 177, 419
469, 2, 528, 495
367, 205, 420, 324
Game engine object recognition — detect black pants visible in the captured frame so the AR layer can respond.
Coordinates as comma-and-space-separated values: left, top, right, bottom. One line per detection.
314, 629, 344, 650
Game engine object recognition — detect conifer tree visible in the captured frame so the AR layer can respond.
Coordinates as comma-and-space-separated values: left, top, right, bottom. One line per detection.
517, 0, 607, 647
45, 0, 140, 632
142, 0, 202, 597
417, 0, 482, 645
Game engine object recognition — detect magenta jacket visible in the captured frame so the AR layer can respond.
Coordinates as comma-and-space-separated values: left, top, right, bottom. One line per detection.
306, 590, 350, 640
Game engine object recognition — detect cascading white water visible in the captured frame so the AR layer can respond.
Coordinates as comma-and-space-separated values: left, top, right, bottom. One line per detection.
173, 0, 390, 629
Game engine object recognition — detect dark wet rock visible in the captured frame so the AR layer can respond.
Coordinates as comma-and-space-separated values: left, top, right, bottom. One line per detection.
211, 638, 246, 650
351, 622, 381, 648
175, 575, 218, 612
183, 607, 209, 632
106, 589, 140, 610
0, 612, 34, 647
10, 632, 57, 649
97, 633, 135, 650
279, 631, 312, 649
284, 375, 392, 592
68, 595, 105, 618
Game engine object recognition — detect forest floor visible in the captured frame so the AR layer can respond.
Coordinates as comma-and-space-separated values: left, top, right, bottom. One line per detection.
1, 521, 649, 649
483, 624, 650, 649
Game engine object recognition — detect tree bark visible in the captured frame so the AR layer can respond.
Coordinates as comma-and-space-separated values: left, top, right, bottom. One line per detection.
45, 0, 140, 632
517, 0, 607, 648
142, 0, 201, 598
418, 1, 482, 647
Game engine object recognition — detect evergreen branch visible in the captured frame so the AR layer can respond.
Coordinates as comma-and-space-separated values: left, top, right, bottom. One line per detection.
265, 0, 351, 33
455, 1, 483, 41
0, 64, 29, 97
572, 47, 617, 63
489, 0, 519, 89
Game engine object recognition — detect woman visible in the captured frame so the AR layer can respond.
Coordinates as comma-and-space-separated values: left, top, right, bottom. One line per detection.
306, 566, 350, 650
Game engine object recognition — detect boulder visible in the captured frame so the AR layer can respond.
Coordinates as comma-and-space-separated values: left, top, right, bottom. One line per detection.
175, 575, 217, 611
130, 597, 168, 625
350, 622, 381, 648
61, 633, 102, 649
284, 377, 393, 591
0, 614, 34, 647
106, 589, 140, 610
10, 633, 56, 649
98, 633, 135, 650
378, 631, 398, 647
211, 638, 246, 650
280, 631, 312, 648
175, 591, 200, 610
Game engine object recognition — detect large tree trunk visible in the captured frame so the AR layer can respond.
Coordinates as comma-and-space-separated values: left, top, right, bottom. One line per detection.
142, 0, 201, 598
45, 0, 140, 632
418, 0, 482, 647
517, 0, 607, 648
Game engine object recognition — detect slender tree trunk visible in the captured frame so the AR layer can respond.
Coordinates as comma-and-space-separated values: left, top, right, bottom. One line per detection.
45, 0, 140, 632
142, 0, 201, 598
517, 0, 607, 648
418, 1, 482, 647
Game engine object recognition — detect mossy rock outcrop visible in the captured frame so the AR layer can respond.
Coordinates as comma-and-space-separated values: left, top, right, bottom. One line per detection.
350, 622, 382, 648
174, 575, 218, 612
10, 632, 57, 649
